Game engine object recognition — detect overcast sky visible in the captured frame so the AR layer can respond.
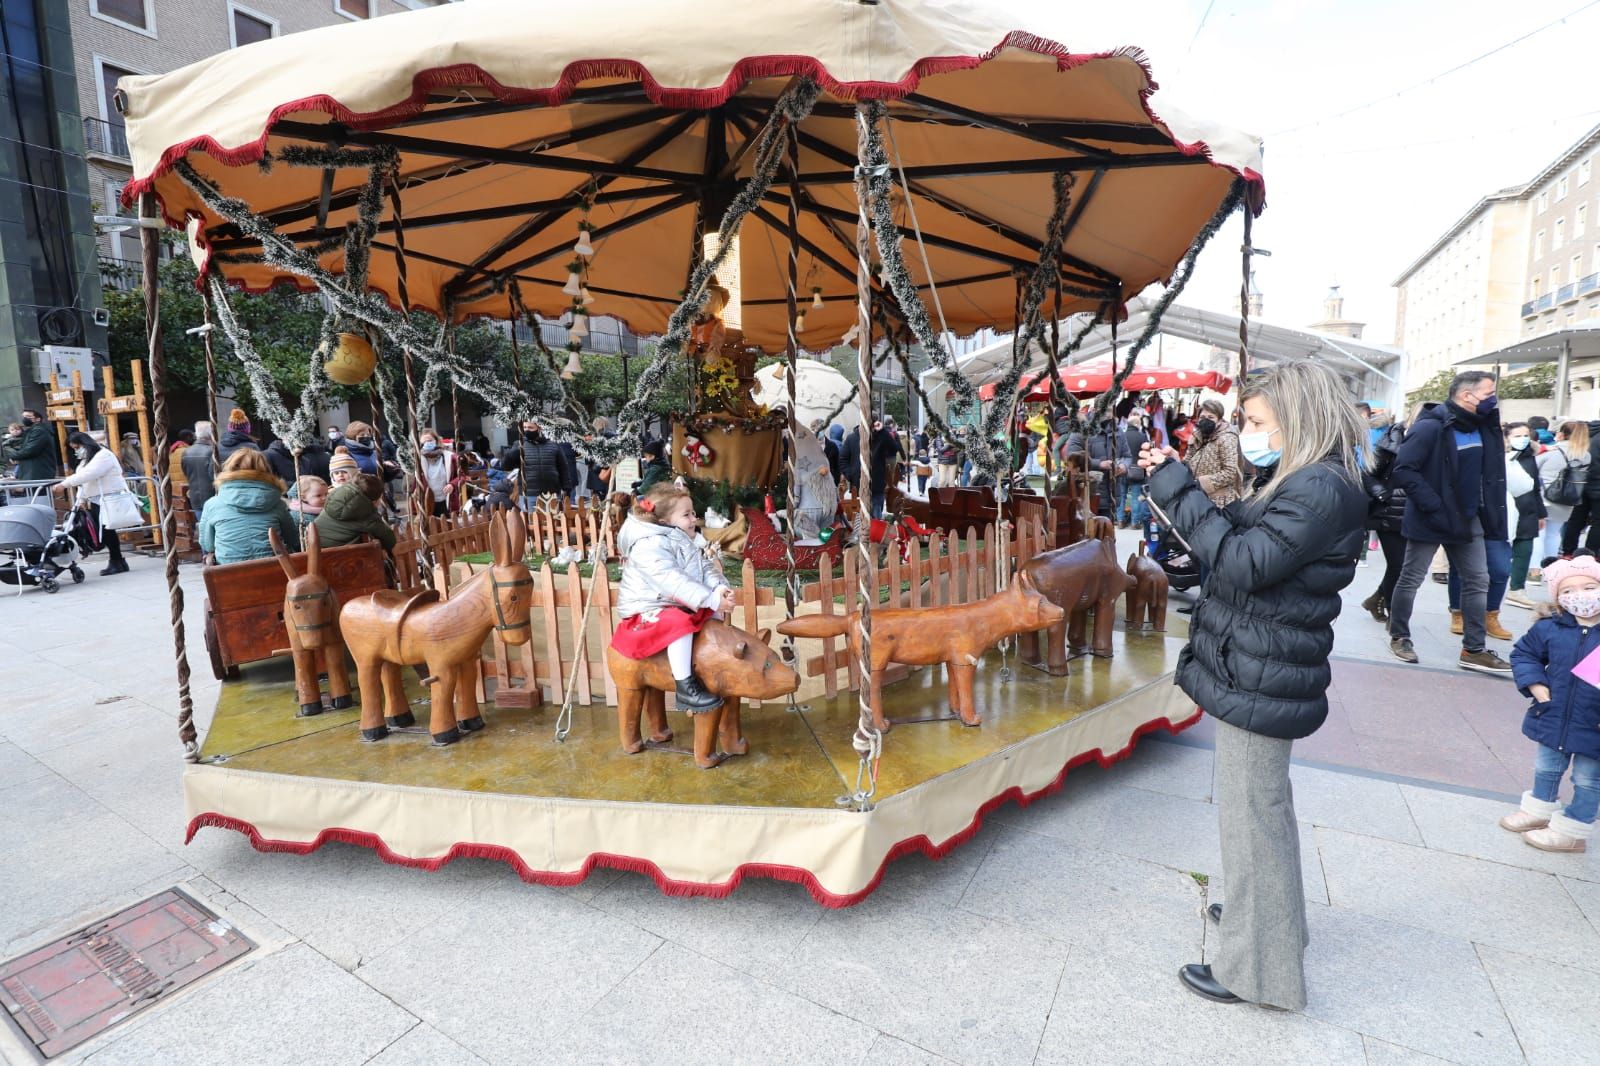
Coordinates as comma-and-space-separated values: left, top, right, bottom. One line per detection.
1010, 0, 1600, 345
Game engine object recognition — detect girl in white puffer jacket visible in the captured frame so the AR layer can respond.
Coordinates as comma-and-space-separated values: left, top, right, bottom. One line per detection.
610, 483, 734, 712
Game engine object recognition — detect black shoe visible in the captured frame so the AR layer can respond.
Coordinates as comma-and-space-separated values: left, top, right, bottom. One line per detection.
100, 560, 129, 576
1179, 963, 1242, 1004
1203, 903, 1222, 925
1176, 604, 1194, 615
674, 674, 724, 713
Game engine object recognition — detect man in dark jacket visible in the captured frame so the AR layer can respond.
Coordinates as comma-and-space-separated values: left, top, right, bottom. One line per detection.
838, 425, 862, 487
868, 420, 904, 517
1064, 422, 1132, 518
503, 421, 569, 500
5, 409, 58, 481
1386, 371, 1510, 673
1120, 416, 1151, 527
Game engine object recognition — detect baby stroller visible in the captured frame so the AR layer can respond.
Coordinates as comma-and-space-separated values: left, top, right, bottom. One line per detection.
1141, 510, 1201, 592
0, 500, 90, 594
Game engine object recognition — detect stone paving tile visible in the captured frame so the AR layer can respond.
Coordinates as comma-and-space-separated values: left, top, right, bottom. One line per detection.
868, 827, 998, 908
80, 943, 416, 1066
859, 1033, 950, 1065
1399, 784, 1600, 883
1316, 827, 1600, 973
538, 942, 877, 1065
1287, 764, 1424, 845
1034, 942, 1367, 1066
960, 825, 1205, 966
1361, 1038, 1462, 1064
1477, 944, 1600, 1066
1089, 735, 1215, 802
1300, 906, 1523, 1066
773, 884, 1068, 1066
0, 773, 193, 958
588, 871, 823, 981
365, 1022, 491, 1066
354, 891, 660, 1064
0, 679, 163, 757
0, 737, 54, 789
33, 718, 191, 850
1561, 875, 1600, 934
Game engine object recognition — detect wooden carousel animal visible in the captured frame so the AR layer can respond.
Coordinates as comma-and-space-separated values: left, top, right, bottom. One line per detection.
340, 509, 533, 745
1125, 545, 1169, 632
268, 525, 353, 718
1021, 517, 1136, 675
607, 619, 799, 768
778, 575, 1064, 732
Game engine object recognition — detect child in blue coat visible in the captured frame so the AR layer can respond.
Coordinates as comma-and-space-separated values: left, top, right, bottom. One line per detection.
1506, 554, 1600, 852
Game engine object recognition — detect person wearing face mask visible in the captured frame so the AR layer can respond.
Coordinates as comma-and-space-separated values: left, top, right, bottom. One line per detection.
1502, 423, 1547, 611
1138, 361, 1367, 1010
55, 431, 130, 575
417, 428, 459, 517
1183, 398, 1244, 509
339, 421, 382, 477
1386, 371, 1512, 674
5, 408, 58, 481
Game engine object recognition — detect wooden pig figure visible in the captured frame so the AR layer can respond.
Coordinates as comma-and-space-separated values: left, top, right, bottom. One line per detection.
269, 524, 353, 718
1125, 544, 1169, 632
340, 509, 532, 745
606, 620, 799, 768
778, 575, 1064, 732
1021, 517, 1136, 676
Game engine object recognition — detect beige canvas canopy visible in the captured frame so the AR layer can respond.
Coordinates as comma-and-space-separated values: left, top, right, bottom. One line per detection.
119, 0, 1264, 350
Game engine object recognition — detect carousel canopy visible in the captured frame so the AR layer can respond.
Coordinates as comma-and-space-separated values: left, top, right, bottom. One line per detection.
118, 0, 1264, 352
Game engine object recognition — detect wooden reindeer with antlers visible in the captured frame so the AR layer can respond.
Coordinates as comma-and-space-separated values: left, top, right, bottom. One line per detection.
268, 524, 353, 718
340, 509, 533, 745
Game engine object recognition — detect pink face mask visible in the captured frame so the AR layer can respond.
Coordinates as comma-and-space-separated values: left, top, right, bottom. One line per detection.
1559, 588, 1600, 618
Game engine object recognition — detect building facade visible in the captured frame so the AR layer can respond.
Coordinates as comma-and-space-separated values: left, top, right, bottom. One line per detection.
0, 0, 107, 416
1521, 125, 1600, 338
1392, 188, 1530, 390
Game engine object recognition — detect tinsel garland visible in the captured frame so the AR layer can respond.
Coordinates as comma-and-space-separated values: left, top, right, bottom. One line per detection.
177, 77, 822, 470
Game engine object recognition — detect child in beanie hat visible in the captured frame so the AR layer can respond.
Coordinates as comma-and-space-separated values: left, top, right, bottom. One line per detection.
1504, 552, 1600, 854
329, 446, 359, 486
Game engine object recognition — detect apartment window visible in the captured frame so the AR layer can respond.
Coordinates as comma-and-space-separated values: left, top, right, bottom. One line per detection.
1583, 156, 1594, 186
1552, 266, 1562, 290
1537, 190, 1549, 212
1557, 174, 1570, 201
97, 58, 136, 124
1534, 229, 1545, 259
1578, 204, 1588, 239
334, 0, 370, 18
1554, 217, 1566, 250
229, 3, 276, 46
1574, 254, 1584, 281
90, 0, 154, 35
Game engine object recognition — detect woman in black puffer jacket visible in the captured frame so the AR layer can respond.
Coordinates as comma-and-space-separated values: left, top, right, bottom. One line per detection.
1141, 360, 1367, 1012
1360, 415, 1409, 621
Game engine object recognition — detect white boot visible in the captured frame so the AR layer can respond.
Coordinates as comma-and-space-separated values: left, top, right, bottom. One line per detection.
1524, 811, 1593, 853
1499, 791, 1563, 833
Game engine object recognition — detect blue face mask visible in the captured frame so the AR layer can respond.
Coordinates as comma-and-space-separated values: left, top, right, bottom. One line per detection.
422, 441, 439, 454
1475, 394, 1498, 416
1239, 429, 1281, 467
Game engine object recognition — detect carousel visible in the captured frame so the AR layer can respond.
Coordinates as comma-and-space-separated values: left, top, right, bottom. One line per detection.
117, 0, 1264, 905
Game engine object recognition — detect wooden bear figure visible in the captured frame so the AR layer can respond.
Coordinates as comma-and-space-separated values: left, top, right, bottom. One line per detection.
1020, 517, 1135, 676
1125, 543, 1169, 632
269, 525, 353, 718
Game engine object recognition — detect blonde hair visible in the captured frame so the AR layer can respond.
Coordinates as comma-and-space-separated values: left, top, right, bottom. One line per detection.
218, 447, 286, 491
1562, 420, 1590, 460
1239, 361, 1367, 502
631, 483, 692, 525
296, 474, 329, 498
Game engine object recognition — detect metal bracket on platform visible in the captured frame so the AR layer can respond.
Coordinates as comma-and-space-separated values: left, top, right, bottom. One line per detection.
885, 712, 962, 727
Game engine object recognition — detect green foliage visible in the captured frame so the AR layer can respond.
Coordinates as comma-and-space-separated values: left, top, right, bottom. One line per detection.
1405, 369, 1456, 411
1497, 363, 1556, 400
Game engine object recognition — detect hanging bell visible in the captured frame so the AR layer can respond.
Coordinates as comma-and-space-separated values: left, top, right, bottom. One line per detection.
811, 287, 824, 310
841, 322, 860, 345
573, 225, 594, 258
794, 310, 806, 332
561, 348, 583, 379
579, 285, 595, 306
323, 331, 377, 385
562, 271, 583, 297
569, 312, 589, 339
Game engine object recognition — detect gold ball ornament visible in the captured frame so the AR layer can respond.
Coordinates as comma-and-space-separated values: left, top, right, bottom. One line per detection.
323, 332, 377, 385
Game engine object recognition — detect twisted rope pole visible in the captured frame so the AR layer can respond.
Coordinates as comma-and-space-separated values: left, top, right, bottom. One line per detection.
387, 177, 429, 528
141, 192, 199, 761
849, 104, 882, 811
782, 126, 803, 676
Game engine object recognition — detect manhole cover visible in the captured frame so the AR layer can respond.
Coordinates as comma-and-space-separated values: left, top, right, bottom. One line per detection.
0, 888, 254, 1059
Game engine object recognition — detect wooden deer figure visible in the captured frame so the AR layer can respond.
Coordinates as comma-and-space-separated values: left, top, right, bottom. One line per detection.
269, 524, 353, 718
1125, 543, 1169, 632
340, 509, 532, 745
607, 619, 799, 768
778, 574, 1064, 732
1021, 516, 1136, 675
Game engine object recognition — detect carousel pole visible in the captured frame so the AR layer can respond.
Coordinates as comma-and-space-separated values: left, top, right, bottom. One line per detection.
387, 180, 429, 526
781, 125, 803, 672
199, 296, 222, 466
141, 192, 200, 762
1238, 208, 1253, 385
849, 104, 882, 811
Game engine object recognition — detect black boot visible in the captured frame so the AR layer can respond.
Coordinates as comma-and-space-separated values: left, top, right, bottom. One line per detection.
1360, 590, 1388, 622
674, 674, 724, 713
100, 559, 129, 576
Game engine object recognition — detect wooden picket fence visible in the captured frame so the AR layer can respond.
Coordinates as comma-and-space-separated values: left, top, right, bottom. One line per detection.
524, 501, 619, 562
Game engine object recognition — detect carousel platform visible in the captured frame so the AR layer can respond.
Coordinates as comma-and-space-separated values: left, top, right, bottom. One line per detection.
184, 629, 1198, 906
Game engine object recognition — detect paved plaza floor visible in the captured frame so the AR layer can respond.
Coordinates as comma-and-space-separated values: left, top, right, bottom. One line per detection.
2, 532, 1597, 1065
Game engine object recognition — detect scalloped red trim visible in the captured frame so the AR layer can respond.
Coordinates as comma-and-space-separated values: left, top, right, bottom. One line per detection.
185, 705, 1204, 908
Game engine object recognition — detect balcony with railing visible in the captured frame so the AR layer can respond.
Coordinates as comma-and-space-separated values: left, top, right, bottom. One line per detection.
99, 256, 141, 292
1522, 292, 1556, 317
1559, 282, 1579, 304
1579, 273, 1600, 298
83, 117, 129, 161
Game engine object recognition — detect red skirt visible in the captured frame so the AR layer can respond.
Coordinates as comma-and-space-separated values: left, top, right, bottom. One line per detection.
610, 607, 713, 660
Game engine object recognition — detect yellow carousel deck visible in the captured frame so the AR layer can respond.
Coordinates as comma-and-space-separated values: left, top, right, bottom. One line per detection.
184, 628, 1197, 905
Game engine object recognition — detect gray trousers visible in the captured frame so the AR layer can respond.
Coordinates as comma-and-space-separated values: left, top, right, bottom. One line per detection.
1387, 519, 1487, 652
1212, 719, 1309, 1010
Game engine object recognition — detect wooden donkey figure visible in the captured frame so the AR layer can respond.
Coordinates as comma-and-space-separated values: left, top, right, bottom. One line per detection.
607, 619, 799, 769
778, 574, 1064, 732
1125, 543, 1169, 632
340, 509, 532, 745
268, 524, 353, 718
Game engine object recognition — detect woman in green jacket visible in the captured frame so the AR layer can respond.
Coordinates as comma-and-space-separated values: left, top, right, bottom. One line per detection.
199, 449, 299, 564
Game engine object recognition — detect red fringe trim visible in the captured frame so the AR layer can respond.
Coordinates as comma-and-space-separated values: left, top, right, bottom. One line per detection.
123, 29, 1264, 219
185, 706, 1204, 908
